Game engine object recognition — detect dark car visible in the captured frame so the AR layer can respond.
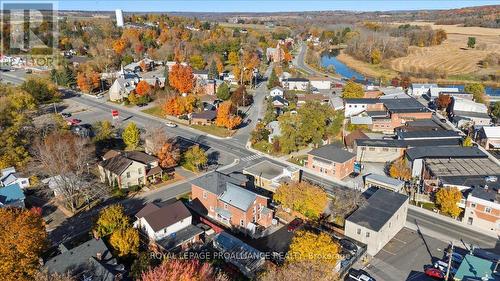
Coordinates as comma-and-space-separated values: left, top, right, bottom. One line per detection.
425, 268, 444, 279
340, 238, 358, 254
287, 218, 304, 232
348, 268, 375, 281
60, 112, 72, 118
137, 103, 147, 107
349, 172, 360, 178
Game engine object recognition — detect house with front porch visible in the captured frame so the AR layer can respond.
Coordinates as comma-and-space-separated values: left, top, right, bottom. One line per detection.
98, 150, 162, 189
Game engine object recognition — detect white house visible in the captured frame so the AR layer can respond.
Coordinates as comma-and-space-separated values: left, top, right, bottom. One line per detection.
0, 167, 30, 189
452, 97, 488, 114
282, 78, 309, 91
193, 70, 209, 82
310, 77, 331, 90
477, 126, 500, 150
343, 98, 382, 117
269, 86, 284, 97
410, 83, 438, 97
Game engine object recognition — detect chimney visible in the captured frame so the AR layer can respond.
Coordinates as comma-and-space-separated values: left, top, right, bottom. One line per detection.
96, 252, 102, 261
58, 243, 68, 253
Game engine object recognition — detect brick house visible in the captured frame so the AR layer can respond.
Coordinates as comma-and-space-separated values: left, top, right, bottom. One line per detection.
463, 184, 500, 236
191, 172, 273, 231
306, 144, 356, 180
190, 110, 217, 126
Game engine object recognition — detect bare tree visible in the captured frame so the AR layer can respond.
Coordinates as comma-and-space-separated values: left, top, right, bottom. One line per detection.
329, 188, 366, 220
33, 130, 102, 213
144, 125, 169, 155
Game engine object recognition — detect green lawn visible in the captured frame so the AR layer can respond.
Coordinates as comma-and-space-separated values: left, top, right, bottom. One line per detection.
191, 124, 233, 138
288, 155, 308, 166
141, 106, 165, 118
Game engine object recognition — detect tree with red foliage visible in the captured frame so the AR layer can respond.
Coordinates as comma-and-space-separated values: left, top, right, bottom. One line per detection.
135, 80, 152, 96
436, 94, 452, 110
169, 63, 195, 93
141, 259, 227, 281
77, 70, 100, 93
230, 86, 253, 107
157, 141, 180, 168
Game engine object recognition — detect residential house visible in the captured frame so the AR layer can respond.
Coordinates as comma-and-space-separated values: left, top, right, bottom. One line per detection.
410, 83, 438, 97
364, 173, 405, 193
345, 189, 408, 256
123, 58, 155, 72
266, 43, 284, 63
190, 172, 274, 232
344, 98, 384, 117
450, 97, 489, 127
190, 110, 217, 126
477, 126, 500, 150
296, 93, 330, 108
108, 75, 138, 102
193, 69, 209, 82
453, 254, 498, 281
462, 182, 500, 236
98, 150, 162, 188
44, 238, 124, 281
0, 167, 30, 188
344, 130, 369, 151
379, 87, 407, 99
309, 76, 331, 90
199, 79, 223, 96
269, 86, 284, 97
271, 96, 289, 115
213, 232, 265, 278
306, 144, 356, 180
282, 78, 309, 91
0, 183, 25, 208
134, 201, 204, 251
243, 160, 300, 192
266, 121, 281, 143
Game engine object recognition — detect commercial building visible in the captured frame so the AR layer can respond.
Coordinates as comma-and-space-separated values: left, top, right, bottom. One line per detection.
306, 144, 356, 180
345, 189, 408, 256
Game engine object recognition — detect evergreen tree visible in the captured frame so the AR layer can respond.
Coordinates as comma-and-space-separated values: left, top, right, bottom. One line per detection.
208, 60, 218, 80
216, 83, 231, 100
267, 68, 280, 89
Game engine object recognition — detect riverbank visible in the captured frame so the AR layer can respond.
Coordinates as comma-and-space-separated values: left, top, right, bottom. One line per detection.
335, 50, 500, 88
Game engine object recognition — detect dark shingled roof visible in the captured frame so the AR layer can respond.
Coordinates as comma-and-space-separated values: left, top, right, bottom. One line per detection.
122, 151, 158, 164
347, 189, 408, 231
137, 201, 192, 232
345, 130, 369, 148
383, 98, 429, 113
355, 138, 462, 148
191, 110, 217, 121
406, 146, 486, 161
398, 130, 462, 140
344, 98, 381, 104
99, 155, 133, 175
44, 238, 122, 281
191, 171, 247, 196
286, 77, 309, 82
308, 144, 356, 163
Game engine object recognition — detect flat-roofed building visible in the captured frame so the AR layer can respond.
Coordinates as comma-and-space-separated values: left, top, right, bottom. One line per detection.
243, 160, 300, 192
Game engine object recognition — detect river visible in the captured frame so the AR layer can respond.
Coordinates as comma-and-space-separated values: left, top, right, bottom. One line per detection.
320, 50, 499, 96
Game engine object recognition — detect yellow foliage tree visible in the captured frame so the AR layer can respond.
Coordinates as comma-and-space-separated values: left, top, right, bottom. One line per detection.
389, 157, 411, 181
228, 51, 239, 66
94, 204, 130, 237
274, 182, 328, 219
287, 231, 339, 267
109, 227, 140, 257
341, 81, 364, 98
435, 187, 462, 218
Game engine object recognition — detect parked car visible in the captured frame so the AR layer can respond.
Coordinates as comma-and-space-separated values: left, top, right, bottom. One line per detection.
445, 252, 464, 264
348, 268, 375, 281
60, 112, 72, 118
137, 103, 146, 107
340, 238, 358, 254
25, 69, 32, 74
425, 268, 444, 279
287, 218, 304, 232
67, 118, 81, 126
165, 122, 177, 128
434, 260, 457, 276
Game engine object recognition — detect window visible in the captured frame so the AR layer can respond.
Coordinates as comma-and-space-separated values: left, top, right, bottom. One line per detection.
203, 191, 207, 199
485, 207, 492, 213
382, 148, 389, 152
320, 168, 323, 173
126, 172, 130, 178
138, 168, 142, 175
357, 228, 361, 235
471, 203, 476, 208
240, 219, 244, 226
369, 147, 375, 151
467, 217, 473, 225
366, 232, 370, 238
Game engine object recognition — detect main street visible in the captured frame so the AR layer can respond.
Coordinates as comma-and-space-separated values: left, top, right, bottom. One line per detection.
2, 62, 498, 252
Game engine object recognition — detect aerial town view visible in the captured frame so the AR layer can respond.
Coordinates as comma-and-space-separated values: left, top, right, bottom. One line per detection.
0, 1, 499, 280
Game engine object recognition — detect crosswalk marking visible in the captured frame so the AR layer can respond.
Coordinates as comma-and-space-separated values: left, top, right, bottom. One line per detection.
241, 154, 262, 162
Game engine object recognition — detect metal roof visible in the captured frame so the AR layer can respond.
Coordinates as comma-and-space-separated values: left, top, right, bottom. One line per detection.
219, 183, 257, 211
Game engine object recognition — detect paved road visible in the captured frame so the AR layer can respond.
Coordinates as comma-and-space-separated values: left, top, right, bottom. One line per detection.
293, 43, 342, 83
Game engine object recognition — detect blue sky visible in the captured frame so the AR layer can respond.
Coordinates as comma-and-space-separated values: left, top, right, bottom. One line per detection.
57, 1, 498, 12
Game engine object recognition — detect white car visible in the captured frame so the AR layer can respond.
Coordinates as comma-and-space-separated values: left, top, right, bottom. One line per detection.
165, 122, 177, 128
434, 260, 457, 275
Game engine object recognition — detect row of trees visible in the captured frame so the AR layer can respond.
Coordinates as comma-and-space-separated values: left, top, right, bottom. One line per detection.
345, 31, 409, 64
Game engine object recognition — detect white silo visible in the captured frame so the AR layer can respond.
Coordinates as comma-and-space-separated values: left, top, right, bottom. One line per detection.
115, 9, 124, 27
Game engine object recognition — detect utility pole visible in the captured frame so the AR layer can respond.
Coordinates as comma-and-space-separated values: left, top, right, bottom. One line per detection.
445, 241, 454, 280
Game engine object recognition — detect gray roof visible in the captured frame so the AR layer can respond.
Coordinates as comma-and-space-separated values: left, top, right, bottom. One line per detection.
344, 98, 381, 104
453, 110, 491, 119
191, 171, 247, 195
406, 146, 486, 161
156, 224, 204, 250
365, 174, 404, 188
99, 155, 133, 175
398, 130, 462, 140
308, 144, 356, 163
136, 201, 192, 232
219, 183, 257, 211
347, 189, 408, 231
243, 160, 286, 180
99, 151, 157, 175
272, 95, 289, 105
426, 158, 500, 178
286, 77, 309, 82
470, 184, 500, 203
383, 98, 429, 113
356, 138, 461, 148
122, 151, 158, 164
45, 238, 122, 281
191, 110, 217, 120
356, 139, 406, 148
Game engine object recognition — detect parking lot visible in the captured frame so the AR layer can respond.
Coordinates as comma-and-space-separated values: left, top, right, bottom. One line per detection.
357, 228, 452, 281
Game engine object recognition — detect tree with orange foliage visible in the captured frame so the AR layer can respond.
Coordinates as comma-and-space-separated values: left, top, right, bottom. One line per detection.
216, 101, 242, 130
139, 60, 147, 72
112, 38, 127, 55
169, 63, 194, 93
162, 96, 181, 116
0, 208, 47, 281
141, 259, 227, 281
436, 94, 452, 110
157, 141, 180, 168
135, 80, 152, 96
76, 70, 100, 93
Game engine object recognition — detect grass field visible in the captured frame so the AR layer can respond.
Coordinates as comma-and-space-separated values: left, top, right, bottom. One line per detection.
141, 106, 164, 118
190, 124, 233, 138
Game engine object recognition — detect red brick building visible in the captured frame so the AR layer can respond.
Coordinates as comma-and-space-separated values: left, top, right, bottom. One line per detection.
191, 172, 274, 231
306, 144, 357, 180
